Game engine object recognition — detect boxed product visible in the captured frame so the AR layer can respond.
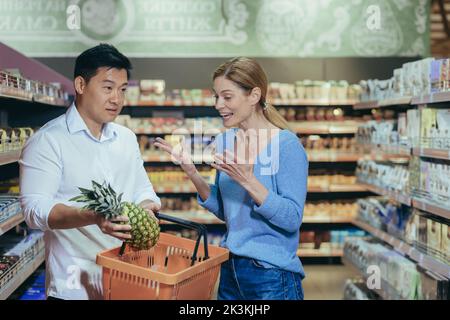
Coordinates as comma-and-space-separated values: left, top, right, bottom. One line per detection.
420, 58, 434, 95
407, 109, 420, 148
420, 108, 437, 148
430, 59, 443, 93
441, 223, 450, 263
140, 79, 165, 103
125, 80, 140, 104
435, 109, 450, 150
419, 270, 449, 300
417, 214, 428, 253
427, 218, 442, 261
440, 59, 449, 92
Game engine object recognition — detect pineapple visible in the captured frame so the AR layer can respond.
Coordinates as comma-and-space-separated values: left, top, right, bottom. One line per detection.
70, 181, 160, 250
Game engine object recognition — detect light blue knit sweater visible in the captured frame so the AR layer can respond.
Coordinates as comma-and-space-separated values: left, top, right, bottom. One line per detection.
198, 129, 308, 276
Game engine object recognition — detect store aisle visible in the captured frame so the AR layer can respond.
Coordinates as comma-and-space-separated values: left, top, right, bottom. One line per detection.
212, 264, 358, 300
303, 264, 359, 300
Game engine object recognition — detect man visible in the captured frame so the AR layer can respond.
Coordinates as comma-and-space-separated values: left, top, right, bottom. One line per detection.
19, 44, 160, 300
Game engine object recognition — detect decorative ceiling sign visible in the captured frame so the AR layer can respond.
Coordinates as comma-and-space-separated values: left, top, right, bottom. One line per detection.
0, 0, 430, 57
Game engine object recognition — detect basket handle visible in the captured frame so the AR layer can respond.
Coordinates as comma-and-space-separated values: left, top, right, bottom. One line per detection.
118, 212, 209, 266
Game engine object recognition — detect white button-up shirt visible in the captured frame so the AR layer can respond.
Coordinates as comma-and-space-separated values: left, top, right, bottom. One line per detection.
19, 103, 160, 300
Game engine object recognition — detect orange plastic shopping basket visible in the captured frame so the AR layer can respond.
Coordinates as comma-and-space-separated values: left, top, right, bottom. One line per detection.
96, 213, 229, 300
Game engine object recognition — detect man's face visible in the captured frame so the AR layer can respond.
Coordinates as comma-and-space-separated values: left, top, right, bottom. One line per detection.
76, 67, 128, 124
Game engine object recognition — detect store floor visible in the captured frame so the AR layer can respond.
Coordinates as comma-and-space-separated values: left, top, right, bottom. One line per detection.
212, 264, 358, 300
302, 264, 358, 300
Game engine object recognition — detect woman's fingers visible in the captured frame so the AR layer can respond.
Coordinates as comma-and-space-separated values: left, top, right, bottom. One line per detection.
211, 163, 233, 176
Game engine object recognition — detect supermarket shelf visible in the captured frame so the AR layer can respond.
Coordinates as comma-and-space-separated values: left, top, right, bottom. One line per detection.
411, 91, 450, 105
412, 148, 450, 161
160, 211, 224, 225
127, 100, 358, 108
153, 185, 197, 194
377, 96, 412, 107
358, 182, 450, 220
365, 144, 412, 157
0, 213, 24, 236
307, 152, 363, 162
134, 122, 359, 135
412, 198, 450, 220
353, 100, 378, 110
0, 150, 21, 166
144, 153, 364, 164
0, 93, 68, 108
302, 217, 354, 223
0, 92, 32, 102
159, 211, 353, 225
307, 184, 367, 192
272, 99, 358, 106
125, 101, 213, 107
341, 256, 405, 300
358, 182, 412, 206
289, 121, 360, 135
297, 248, 343, 257
352, 219, 450, 278
354, 97, 413, 110
0, 250, 45, 300
143, 154, 214, 163
134, 128, 222, 135
154, 184, 366, 194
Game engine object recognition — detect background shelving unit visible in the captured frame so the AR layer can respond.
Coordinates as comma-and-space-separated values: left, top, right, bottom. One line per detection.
350, 76, 450, 299
126, 99, 372, 263
0, 43, 72, 300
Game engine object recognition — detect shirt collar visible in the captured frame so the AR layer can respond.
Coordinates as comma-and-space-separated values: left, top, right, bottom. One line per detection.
66, 103, 118, 142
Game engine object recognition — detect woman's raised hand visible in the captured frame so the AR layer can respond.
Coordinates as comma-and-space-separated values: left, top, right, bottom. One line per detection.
154, 137, 197, 176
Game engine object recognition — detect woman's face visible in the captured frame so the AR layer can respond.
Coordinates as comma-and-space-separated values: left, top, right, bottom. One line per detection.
213, 76, 256, 128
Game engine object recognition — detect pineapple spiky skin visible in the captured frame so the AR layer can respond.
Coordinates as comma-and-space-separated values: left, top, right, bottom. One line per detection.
70, 181, 160, 250
122, 202, 159, 250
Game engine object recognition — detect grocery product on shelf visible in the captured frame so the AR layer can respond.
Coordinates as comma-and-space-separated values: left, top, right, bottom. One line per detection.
139, 79, 166, 103
0, 70, 69, 106
148, 167, 216, 190
278, 107, 346, 122
115, 115, 223, 134
0, 195, 21, 224
160, 197, 206, 213
308, 173, 357, 188
404, 208, 450, 264
0, 179, 19, 194
0, 127, 34, 153
268, 81, 361, 104
343, 279, 379, 300
356, 160, 410, 193
356, 117, 408, 148
299, 229, 366, 251
358, 57, 437, 102
408, 156, 450, 207
357, 197, 413, 240
303, 201, 358, 220
343, 237, 449, 299
124, 79, 215, 106
419, 108, 450, 150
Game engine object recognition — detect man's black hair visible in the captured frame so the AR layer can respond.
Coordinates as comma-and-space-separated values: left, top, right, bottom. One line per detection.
74, 43, 132, 83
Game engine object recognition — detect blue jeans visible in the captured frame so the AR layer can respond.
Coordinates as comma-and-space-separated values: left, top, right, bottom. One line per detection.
218, 254, 304, 300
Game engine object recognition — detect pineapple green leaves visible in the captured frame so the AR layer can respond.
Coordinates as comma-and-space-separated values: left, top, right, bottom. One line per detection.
70, 180, 160, 250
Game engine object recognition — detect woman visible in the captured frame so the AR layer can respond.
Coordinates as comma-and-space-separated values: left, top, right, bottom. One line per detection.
154, 57, 308, 300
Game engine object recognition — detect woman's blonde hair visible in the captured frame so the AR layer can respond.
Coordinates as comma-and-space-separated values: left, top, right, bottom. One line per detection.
213, 57, 291, 130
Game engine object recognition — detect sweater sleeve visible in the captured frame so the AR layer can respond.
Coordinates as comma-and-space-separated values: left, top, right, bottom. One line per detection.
253, 139, 308, 233
197, 171, 225, 221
